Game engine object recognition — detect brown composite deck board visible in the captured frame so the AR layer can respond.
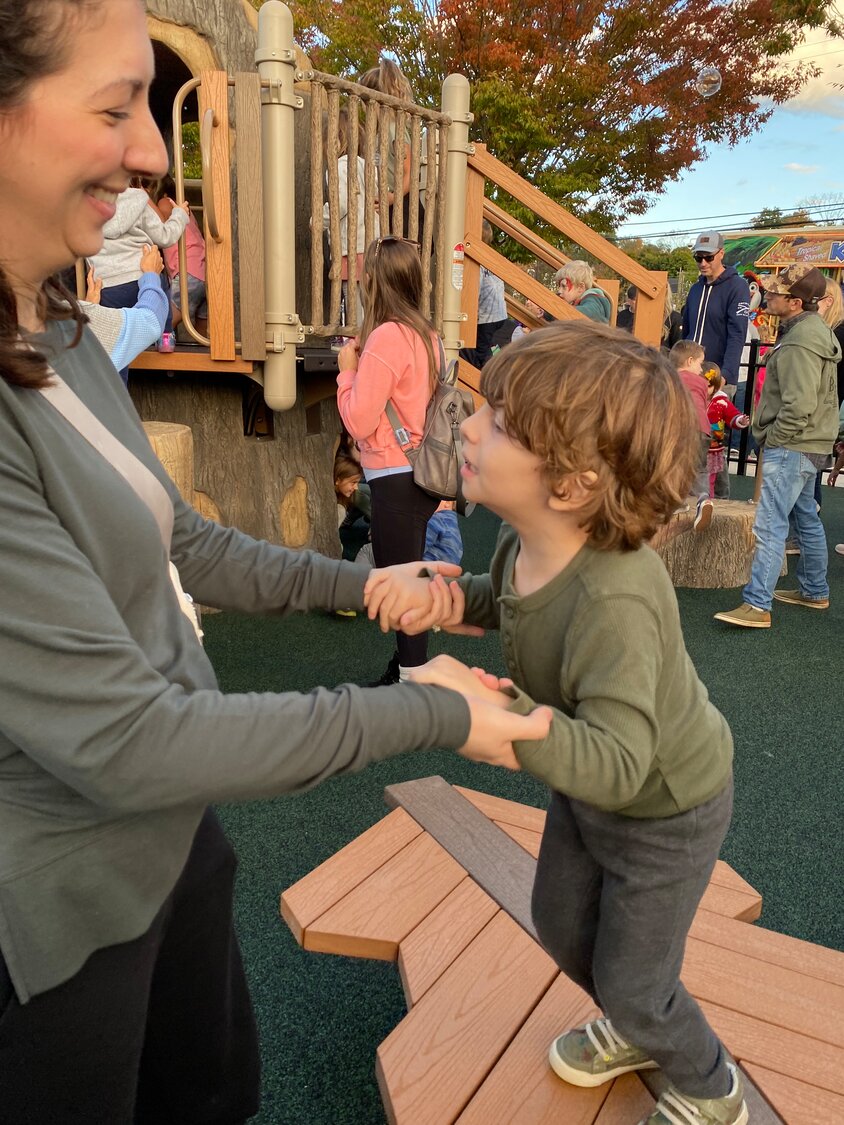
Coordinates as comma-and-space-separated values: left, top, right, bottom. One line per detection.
384, 776, 540, 941
743, 1062, 844, 1125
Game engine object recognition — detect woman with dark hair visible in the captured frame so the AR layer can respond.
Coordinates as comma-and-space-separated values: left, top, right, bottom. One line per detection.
0, 4, 549, 1120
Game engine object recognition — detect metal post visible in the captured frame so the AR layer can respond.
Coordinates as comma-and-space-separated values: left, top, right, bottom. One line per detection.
440, 74, 472, 360
256, 2, 303, 411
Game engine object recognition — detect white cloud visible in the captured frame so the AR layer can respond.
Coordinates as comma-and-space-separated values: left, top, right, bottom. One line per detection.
784, 162, 820, 174
781, 31, 844, 119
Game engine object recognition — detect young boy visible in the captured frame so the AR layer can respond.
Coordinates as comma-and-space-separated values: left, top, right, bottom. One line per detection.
706, 365, 750, 498
669, 340, 715, 529
399, 322, 745, 1124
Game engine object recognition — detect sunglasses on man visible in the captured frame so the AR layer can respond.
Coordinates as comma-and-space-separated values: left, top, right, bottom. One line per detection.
694, 252, 718, 263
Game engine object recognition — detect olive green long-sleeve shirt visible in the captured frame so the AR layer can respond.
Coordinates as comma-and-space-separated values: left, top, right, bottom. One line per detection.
459, 526, 732, 818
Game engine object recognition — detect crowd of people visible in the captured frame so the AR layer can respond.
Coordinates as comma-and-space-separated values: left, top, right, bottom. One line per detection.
0, 4, 841, 1125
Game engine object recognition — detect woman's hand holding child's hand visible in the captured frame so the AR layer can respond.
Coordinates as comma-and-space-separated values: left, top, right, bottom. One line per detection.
408, 655, 549, 770
85, 267, 102, 304
364, 561, 461, 633
399, 574, 484, 637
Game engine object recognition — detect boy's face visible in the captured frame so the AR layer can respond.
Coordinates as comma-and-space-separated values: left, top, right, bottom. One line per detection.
459, 403, 553, 520
686, 353, 705, 375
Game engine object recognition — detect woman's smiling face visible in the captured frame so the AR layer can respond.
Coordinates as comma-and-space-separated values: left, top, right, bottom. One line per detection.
0, 0, 168, 290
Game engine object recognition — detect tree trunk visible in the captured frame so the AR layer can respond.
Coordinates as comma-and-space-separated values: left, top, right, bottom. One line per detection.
130, 374, 343, 558
143, 421, 195, 502
652, 499, 785, 589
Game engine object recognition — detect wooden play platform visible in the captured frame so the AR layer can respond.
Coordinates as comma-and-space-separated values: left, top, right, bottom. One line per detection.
281, 777, 844, 1124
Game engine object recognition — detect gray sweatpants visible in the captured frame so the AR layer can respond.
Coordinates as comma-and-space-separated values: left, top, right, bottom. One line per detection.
532, 780, 734, 1099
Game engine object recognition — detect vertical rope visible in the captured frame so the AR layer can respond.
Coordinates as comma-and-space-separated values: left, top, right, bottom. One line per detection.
392, 108, 406, 237
346, 94, 361, 333
421, 124, 438, 318
363, 100, 379, 258
408, 115, 422, 244
433, 121, 449, 332
379, 108, 392, 236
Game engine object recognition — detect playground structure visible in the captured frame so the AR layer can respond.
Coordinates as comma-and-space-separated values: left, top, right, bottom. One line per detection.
130, 0, 670, 553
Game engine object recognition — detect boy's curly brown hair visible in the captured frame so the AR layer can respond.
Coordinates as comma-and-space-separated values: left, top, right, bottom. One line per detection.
480, 321, 699, 551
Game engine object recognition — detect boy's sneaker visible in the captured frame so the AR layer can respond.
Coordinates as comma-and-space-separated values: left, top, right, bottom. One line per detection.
158, 331, 176, 353
784, 539, 800, 555
713, 603, 771, 628
836, 543, 844, 556
693, 497, 713, 532
333, 607, 357, 618
639, 1063, 748, 1125
772, 589, 829, 610
548, 1018, 657, 1087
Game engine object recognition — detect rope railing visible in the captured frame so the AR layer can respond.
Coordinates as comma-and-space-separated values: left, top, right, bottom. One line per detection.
305, 70, 452, 338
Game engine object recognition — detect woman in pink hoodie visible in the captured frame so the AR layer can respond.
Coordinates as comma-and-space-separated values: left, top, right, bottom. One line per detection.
337, 237, 440, 683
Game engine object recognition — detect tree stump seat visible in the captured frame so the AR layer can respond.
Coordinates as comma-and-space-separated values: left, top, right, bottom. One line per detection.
653, 498, 785, 589
279, 778, 844, 1124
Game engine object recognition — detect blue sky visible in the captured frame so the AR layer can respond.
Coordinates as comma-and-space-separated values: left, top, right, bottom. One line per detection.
616, 32, 844, 247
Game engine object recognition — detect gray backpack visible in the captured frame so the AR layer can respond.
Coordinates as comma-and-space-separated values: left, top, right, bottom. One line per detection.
385, 337, 475, 516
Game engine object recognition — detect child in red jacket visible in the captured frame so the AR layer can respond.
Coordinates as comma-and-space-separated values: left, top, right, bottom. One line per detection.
707, 366, 749, 497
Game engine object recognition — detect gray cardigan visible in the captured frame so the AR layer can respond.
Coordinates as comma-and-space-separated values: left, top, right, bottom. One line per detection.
0, 322, 469, 1002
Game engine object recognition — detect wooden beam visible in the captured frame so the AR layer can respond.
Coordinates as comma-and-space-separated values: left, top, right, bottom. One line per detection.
129, 350, 254, 374
198, 70, 236, 361
483, 198, 570, 274
468, 240, 581, 321
468, 145, 660, 296
234, 72, 267, 361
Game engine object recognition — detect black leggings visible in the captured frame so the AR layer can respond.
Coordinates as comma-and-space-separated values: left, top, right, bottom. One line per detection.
0, 811, 260, 1125
368, 471, 438, 667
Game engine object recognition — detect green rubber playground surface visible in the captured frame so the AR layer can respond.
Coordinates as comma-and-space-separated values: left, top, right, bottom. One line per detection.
207, 473, 844, 1124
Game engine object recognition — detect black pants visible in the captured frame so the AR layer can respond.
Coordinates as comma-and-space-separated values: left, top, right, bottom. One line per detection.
459, 318, 510, 370
0, 810, 260, 1125
369, 471, 439, 667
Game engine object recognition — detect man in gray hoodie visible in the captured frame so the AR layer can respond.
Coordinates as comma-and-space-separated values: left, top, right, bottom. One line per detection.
715, 265, 840, 628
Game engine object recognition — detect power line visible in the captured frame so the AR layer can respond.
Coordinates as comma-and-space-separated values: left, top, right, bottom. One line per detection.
619, 201, 844, 228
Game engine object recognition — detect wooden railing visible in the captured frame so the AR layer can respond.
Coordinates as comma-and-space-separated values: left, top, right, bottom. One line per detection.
458, 143, 669, 397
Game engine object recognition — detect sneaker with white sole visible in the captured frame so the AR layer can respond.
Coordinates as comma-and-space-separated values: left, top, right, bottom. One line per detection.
713, 602, 771, 628
548, 1018, 657, 1087
784, 539, 800, 555
693, 497, 713, 532
639, 1062, 748, 1125
836, 543, 844, 557
772, 589, 829, 610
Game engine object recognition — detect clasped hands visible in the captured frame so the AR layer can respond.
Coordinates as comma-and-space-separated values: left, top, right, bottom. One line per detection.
363, 562, 479, 637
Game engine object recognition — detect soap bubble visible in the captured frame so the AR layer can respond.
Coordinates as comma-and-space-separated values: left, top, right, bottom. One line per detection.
694, 66, 722, 98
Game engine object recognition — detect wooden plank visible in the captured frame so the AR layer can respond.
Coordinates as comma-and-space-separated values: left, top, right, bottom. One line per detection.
593, 1076, 656, 1124
710, 859, 760, 899
129, 350, 254, 374
460, 166, 485, 350
455, 970, 602, 1124
234, 72, 267, 361
279, 807, 422, 945
690, 910, 844, 988
482, 198, 570, 274
632, 270, 667, 349
384, 776, 541, 941
700, 998, 844, 1095
454, 786, 547, 834
376, 911, 558, 1125
470, 240, 579, 322
198, 71, 236, 361
305, 832, 466, 960
494, 821, 542, 858
467, 145, 660, 296
398, 878, 499, 1007
682, 934, 844, 1047
698, 882, 762, 923
743, 1062, 844, 1125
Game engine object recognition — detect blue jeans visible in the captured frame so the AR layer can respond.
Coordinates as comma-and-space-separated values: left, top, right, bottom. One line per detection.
743, 446, 829, 610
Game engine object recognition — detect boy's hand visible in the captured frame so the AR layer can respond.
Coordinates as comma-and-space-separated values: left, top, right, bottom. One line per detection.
364, 561, 462, 633
459, 698, 552, 770
139, 245, 164, 275
399, 575, 484, 637
408, 654, 511, 707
